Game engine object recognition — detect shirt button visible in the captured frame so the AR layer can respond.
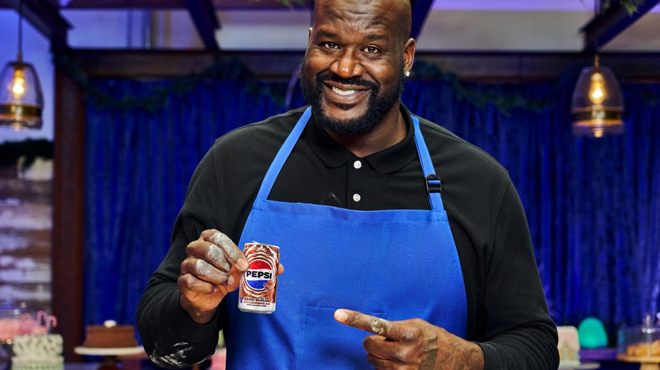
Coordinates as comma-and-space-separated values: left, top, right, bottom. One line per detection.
353, 193, 361, 203
353, 160, 362, 169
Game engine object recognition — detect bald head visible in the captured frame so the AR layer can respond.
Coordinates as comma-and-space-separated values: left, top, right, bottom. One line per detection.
313, 0, 413, 46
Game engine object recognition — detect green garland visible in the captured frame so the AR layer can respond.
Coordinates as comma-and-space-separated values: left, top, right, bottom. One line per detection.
53, 49, 559, 117
411, 60, 555, 115
52, 50, 287, 113
0, 139, 53, 169
50, 49, 660, 118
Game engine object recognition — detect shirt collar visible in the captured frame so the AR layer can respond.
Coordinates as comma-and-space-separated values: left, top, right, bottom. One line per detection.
304, 104, 417, 174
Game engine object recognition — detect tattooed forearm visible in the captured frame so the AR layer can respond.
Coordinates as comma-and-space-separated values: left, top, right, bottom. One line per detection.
435, 335, 484, 370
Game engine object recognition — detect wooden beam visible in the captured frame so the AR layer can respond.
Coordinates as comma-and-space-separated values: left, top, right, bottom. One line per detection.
184, 0, 221, 50
410, 0, 433, 39
52, 65, 85, 362
72, 49, 303, 79
581, 0, 660, 51
0, 0, 71, 47
51, 0, 313, 9
69, 49, 660, 82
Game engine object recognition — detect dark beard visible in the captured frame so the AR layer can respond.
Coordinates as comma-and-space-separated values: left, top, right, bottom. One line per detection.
299, 65, 405, 136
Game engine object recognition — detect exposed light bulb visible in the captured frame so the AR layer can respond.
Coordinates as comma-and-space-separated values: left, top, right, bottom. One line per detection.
589, 72, 606, 105
591, 86, 603, 101
11, 68, 26, 99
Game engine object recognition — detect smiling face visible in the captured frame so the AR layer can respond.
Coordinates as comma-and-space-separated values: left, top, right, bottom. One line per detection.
300, 0, 415, 136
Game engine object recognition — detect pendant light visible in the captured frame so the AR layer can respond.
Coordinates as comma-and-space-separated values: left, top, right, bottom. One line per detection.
0, 0, 44, 131
571, 1, 624, 138
571, 55, 624, 138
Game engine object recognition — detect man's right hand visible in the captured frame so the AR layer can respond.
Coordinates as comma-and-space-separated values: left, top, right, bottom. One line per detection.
178, 229, 249, 324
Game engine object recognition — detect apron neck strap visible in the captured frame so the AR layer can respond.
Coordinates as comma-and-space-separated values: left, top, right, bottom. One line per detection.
255, 107, 445, 211
411, 115, 444, 211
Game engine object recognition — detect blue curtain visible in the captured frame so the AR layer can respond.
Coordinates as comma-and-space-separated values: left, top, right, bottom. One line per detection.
84, 77, 660, 340
403, 82, 660, 333
83, 80, 287, 333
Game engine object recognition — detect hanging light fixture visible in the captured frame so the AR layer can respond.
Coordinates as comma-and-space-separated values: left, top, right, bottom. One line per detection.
0, 0, 44, 131
571, 55, 624, 138
571, 2, 624, 138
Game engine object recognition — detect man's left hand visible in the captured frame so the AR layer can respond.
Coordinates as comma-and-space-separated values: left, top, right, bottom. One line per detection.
334, 309, 484, 370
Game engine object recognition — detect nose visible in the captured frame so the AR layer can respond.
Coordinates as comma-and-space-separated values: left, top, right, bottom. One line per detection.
331, 49, 364, 80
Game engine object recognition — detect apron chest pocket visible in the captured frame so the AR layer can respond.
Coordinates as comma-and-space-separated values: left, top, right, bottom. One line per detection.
296, 305, 386, 370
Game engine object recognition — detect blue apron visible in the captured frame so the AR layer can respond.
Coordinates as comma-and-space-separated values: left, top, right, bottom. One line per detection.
225, 107, 467, 369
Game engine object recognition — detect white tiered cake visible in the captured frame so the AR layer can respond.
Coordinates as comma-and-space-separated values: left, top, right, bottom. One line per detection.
557, 326, 581, 368
11, 334, 64, 370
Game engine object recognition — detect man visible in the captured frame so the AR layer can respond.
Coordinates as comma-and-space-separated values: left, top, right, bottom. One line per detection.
137, 0, 559, 368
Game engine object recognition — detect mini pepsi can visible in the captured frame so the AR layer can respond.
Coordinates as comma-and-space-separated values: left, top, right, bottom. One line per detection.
238, 242, 280, 314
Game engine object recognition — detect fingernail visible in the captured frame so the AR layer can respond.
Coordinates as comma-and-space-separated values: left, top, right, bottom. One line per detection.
237, 258, 248, 271
227, 276, 235, 286
335, 310, 348, 322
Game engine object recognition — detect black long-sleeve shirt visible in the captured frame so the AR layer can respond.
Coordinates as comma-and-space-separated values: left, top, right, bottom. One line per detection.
137, 105, 559, 369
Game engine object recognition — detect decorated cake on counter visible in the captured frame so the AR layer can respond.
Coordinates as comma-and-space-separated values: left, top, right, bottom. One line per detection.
557, 326, 581, 368
12, 334, 64, 370
82, 320, 138, 348
618, 314, 660, 359
9, 311, 62, 370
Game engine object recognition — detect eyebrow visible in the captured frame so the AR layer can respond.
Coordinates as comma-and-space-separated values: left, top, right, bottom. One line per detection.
365, 34, 389, 42
315, 31, 389, 42
316, 31, 337, 39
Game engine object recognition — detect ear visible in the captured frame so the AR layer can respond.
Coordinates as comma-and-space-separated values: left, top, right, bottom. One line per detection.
305, 27, 314, 53
403, 38, 416, 75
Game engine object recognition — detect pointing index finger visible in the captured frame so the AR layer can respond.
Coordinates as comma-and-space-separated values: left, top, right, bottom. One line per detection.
334, 309, 417, 342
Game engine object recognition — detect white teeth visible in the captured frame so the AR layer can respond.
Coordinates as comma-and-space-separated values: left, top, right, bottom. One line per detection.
332, 86, 357, 96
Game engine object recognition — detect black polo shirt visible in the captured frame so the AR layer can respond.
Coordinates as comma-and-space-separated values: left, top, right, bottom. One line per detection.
273, 105, 427, 211
138, 105, 559, 370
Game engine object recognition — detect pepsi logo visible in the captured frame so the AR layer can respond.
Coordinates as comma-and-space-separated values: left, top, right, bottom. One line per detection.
245, 260, 273, 290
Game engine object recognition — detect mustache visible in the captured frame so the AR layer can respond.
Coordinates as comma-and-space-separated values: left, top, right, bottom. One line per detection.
315, 71, 378, 89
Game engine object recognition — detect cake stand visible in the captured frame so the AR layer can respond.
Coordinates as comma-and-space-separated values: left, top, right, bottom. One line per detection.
558, 362, 600, 369
617, 355, 660, 370
74, 346, 144, 370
